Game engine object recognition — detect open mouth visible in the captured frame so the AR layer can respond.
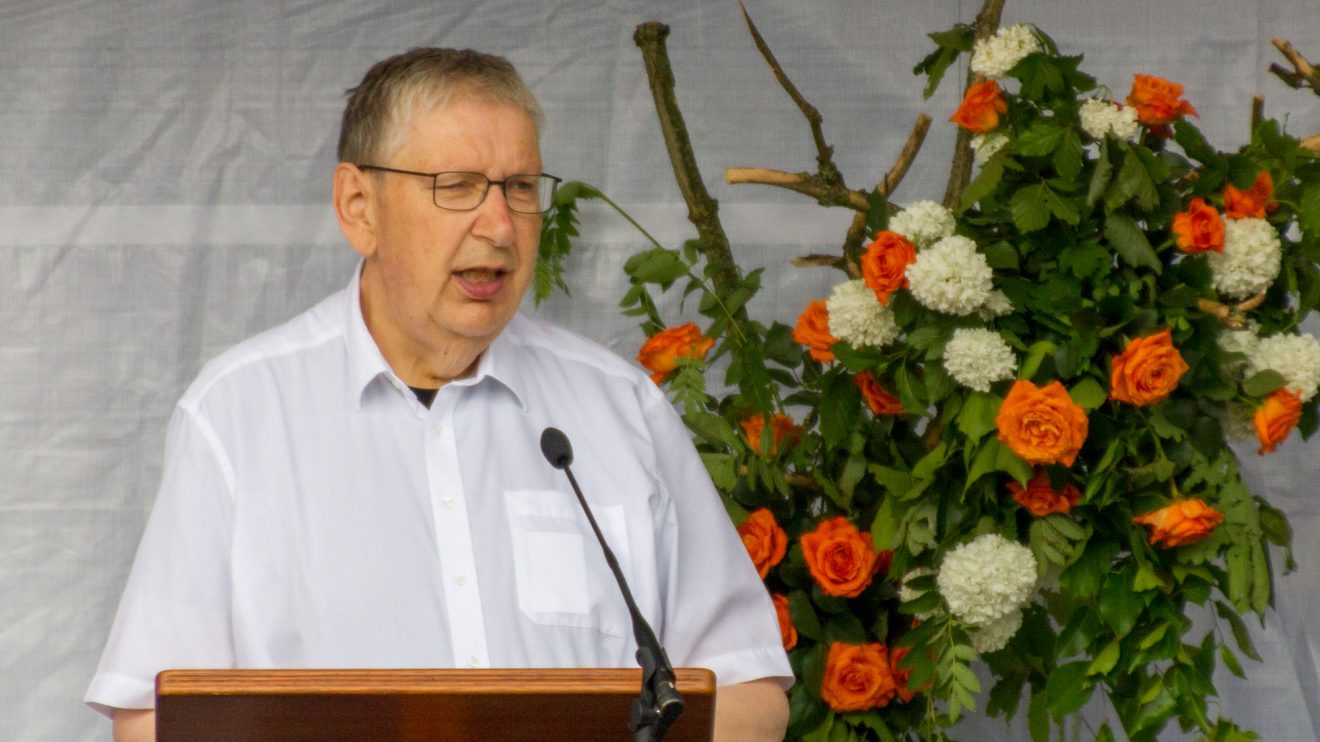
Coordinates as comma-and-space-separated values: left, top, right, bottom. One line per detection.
455, 268, 506, 282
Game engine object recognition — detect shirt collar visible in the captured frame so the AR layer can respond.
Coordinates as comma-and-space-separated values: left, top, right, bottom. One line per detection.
342, 261, 528, 412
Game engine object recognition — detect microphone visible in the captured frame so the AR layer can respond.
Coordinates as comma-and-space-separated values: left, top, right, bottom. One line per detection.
539, 427, 685, 741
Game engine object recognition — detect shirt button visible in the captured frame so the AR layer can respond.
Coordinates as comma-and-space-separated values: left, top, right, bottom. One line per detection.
467, 657, 481, 668
443, 498, 457, 509
455, 574, 468, 586
433, 424, 443, 437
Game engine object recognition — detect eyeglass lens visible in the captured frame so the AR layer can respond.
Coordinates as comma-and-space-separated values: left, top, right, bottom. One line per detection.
433, 173, 555, 214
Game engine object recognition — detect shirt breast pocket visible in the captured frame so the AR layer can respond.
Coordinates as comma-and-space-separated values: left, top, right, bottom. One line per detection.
504, 489, 631, 638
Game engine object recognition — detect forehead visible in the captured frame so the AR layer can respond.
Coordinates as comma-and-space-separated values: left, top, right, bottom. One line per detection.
389, 96, 540, 170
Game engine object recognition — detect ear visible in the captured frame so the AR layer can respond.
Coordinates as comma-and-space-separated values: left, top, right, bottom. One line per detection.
333, 162, 378, 259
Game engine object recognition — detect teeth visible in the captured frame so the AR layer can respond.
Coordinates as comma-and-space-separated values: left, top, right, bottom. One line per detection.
458, 269, 499, 282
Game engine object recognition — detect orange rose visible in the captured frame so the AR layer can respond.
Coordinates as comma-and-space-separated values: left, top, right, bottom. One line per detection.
1109, 328, 1190, 406
636, 323, 714, 384
854, 372, 906, 415
861, 230, 916, 305
1254, 388, 1302, 455
1008, 468, 1082, 516
820, 642, 899, 712
1133, 499, 1224, 548
737, 508, 788, 578
1171, 198, 1224, 254
1126, 74, 1198, 126
801, 516, 882, 597
740, 413, 803, 456
772, 593, 797, 651
794, 300, 837, 363
996, 380, 1089, 467
950, 80, 1008, 134
1224, 171, 1275, 219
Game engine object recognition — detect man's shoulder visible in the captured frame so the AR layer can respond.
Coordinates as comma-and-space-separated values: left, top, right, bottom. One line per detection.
180, 290, 347, 409
503, 313, 654, 389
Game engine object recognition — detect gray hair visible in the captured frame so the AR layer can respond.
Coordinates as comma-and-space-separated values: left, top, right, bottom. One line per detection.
337, 47, 543, 164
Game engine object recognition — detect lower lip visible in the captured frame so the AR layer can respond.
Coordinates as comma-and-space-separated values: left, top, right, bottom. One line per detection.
454, 272, 507, 301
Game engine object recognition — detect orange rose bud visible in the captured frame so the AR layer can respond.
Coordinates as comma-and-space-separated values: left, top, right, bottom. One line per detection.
1008, 468, 1082, 516
950, 80, 1008, 134
1171, 198, 1225, 254
996, 380, 1089, 467
889, 645, 917, 703
821, 642, 900, 712
1126, 74, 1198, 126
636, 323, 714, 385
737, 508, 788, 579
772, 594, 797, 651
854, 371, 906, 415
801, 516, 883, 598
1254, 388, 1302, 455
740, 413, 803, 457
1224, 171, 1275, 219
1133, 499, 1223, 548
1109, 328, 1190, 406
794, 300, 837, 363
861, 230, 916, 305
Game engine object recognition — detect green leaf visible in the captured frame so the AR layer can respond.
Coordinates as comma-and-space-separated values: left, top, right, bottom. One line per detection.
996, 441, 1034, 485
1242, 369, 1286, 398
1087, 140, 1114, 207
1011, 184, 1052, 233
1104, 213, 1161, 272
1174, 120, 1219, 164
1087, 639, 1121, 676
1219, 642, 1246, 679
1044, 186, 1081, 225
872, 496, 901, 551
1052, 129, 1085, 181
819, 372, 861, 448
789, 591, 825, 642
1045, 661, 1093, 717
1299, 184, 1320, 240
1068, 376, 1108, 410
1098, 569, 1142, 637
684, 410, 741, 450
623, 247, 688, 284
1019, 340, 1059, 380
1027, 690, 1050, 742
700, 453, 736, 491
1016, 121, 1065, 157
864, 189, 889, 235
962, 154, 1005, 210
957, 391, 1003, 440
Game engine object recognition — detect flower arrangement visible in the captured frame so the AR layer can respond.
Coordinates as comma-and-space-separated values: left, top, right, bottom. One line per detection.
538, 3, 1320, 740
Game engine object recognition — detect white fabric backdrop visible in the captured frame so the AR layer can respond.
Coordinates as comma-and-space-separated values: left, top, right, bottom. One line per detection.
2, 1, 1317, 740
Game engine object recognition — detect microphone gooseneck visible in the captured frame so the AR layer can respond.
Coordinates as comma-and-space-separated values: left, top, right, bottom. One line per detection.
538, 426, 684, 742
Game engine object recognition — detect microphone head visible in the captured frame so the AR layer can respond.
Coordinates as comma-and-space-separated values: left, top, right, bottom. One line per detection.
540, 427, 574, 469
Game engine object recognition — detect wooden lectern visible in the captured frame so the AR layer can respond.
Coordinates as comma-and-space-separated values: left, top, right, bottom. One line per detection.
156, 667, 715, 741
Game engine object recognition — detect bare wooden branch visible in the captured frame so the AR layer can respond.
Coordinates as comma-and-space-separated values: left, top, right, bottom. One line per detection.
880, 114, 933, 200
738, 2, 841, 185
942, 0, 1007, 210
725, 167, 870, 210
633, 22, 741, 300
1271, 38, 1320, 94
1251, 95, 1265, 132
1302, 133, 1320, 152
1197, 292, 1268, 330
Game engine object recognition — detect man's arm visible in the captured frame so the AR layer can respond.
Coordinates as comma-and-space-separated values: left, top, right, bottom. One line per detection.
714, 678, 789, 742
112, 708, 155, 742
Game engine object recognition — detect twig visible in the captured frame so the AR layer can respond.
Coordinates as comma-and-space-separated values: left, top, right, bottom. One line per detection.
1197, 292, 1267, 330
738, 1, 842, 186
1302, 133, 1320, 152
1251, 95, 1265, 132
725, 167, 870, 210
1270, 38, 1320, 94
942, 0, 1007, 210
633, 22, 742, 301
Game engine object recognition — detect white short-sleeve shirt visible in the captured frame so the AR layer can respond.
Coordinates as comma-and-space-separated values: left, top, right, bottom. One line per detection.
85, 268, 792, 715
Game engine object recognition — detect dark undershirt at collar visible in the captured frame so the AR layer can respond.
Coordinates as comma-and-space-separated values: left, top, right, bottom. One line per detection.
409, 386, 438, 408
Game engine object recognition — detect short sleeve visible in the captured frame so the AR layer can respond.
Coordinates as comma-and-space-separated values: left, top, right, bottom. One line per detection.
642, 391, 793, 688
84, 405, 237, 716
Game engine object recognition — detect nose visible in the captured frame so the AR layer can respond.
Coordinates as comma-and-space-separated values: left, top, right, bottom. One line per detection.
471, 181, 518, 247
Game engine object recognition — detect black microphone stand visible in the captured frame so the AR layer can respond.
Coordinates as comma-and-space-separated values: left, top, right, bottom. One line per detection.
541, 428, 685, 741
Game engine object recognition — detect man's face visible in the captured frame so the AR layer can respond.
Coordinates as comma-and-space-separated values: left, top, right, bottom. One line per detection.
355, 97, 542, 382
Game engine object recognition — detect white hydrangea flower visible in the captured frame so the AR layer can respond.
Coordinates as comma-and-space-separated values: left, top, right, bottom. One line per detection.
972, 132, 1009, 164
1246, 333, 1320, 401
970, 23, 1042, 79
942, 328, 1018, 392
937, 533, 1037, 627
978, 290, 1014, 319
1207, 218, 1282, 299
889, 200, 956, 248
905, 236, 995, 315
969, 608, 1023, 654
1078, 99, 1140, 142
826, 279, 900, 348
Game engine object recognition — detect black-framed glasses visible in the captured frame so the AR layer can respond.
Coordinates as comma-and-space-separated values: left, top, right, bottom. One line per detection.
356, 165, 561, 214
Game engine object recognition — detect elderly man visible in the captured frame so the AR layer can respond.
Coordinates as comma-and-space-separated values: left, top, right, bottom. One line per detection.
86, 48, 791, 741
